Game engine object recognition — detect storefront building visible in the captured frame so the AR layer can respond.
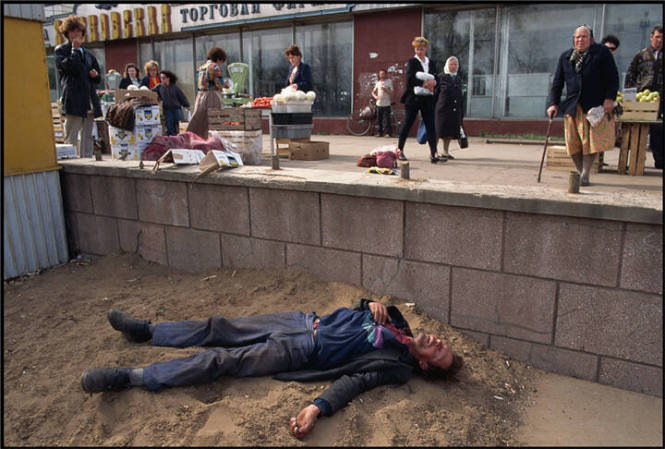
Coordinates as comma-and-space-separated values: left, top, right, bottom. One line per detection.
43, 2, 662, 135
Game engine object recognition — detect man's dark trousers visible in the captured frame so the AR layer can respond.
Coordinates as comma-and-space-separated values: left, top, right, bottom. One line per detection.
143, 311, 318, 390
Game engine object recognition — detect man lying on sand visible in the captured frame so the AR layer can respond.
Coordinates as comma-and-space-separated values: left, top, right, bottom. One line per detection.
81, 299, 463, 439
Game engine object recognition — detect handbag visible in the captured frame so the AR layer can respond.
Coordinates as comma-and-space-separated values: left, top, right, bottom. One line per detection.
458, 124, 469, 149
417, 121, 428, 144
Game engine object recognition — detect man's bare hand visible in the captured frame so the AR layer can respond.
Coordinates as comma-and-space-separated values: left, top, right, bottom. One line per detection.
89, 69, 98, 78
546, 105, 558, 119
289, 404, 320, 439
368, 301, 390, 325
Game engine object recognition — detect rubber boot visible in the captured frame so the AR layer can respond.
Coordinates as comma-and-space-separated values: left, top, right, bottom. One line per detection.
581, 153, 595, 186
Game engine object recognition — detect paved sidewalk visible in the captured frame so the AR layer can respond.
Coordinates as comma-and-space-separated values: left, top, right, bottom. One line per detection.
261, 134, 663, 197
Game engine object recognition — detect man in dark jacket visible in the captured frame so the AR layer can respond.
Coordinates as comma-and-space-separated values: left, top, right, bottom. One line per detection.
624, 24, 663, 169
547, 25, 619, 186
80, 299, 463, 439
55, 15, 103, 158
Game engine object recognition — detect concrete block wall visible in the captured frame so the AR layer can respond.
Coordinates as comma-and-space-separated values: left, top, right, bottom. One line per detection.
59, 167, 663, 397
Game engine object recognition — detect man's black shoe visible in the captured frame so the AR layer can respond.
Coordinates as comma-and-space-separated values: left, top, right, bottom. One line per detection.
430, 156, 438, 164
398, 152, 407, 161
81, 368, 131, 393
108, 309, 152, 342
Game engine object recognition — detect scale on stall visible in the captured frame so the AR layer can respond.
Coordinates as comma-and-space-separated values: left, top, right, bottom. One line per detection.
222, 62, 251, 106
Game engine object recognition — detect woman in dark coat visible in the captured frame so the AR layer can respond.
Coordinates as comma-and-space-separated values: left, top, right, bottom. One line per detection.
397, 36, 446, 163
435, 56, 464, 160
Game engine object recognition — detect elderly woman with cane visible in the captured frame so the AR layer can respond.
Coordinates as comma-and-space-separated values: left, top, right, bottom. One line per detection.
546, 25, 618, 186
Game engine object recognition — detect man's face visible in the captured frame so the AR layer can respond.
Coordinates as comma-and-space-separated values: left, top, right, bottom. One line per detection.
604, 42, 618, 55
573, 27, 591, 51
415, 45, 428, 59
651, 30, 663, 51
67, 28, 83, 42
412, 333, 454, 370
378, 70, 386, 80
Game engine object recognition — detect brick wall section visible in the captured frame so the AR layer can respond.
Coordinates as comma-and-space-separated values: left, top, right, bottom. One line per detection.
59, 169, 663, 397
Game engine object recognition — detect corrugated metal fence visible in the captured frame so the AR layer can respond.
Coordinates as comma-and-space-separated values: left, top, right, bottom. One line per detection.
4, 171, 69, 279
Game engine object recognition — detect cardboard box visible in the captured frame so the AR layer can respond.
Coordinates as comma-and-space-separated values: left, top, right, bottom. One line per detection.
157, 149, 206, 165
198, 150, 244, 177
135, 124, 162, 143
115, 89, 159, 104
208, 108, 262, 131
211, 129, 262, 165
135, 105, 161, 125
288, 141, 329, 160
109, 126, 137, 145
111, 143, 139, 161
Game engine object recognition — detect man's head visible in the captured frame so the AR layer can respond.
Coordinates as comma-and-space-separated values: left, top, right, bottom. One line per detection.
650, 25, 663, 51
59, 15, 86, 42
601, 34, 620, 55
573, 25, 593, 52
409, 333, 463, 379
378, 69, 386, 80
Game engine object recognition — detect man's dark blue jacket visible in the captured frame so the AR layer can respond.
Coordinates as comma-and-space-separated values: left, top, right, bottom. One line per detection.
273, 299, 416, 416
547, 42, 619, 116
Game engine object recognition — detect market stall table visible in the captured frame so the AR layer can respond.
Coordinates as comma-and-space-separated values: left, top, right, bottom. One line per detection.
616, 119, 662, 176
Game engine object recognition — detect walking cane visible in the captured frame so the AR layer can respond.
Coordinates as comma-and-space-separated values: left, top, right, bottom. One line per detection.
537, 118, 553, 183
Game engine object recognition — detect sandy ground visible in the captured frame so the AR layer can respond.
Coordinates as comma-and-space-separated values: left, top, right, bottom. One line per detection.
3, 253, 536, 446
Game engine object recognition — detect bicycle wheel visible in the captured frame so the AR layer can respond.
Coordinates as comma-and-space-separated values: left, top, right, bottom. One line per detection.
346, 111, 372, 136
390, 108, 406, 137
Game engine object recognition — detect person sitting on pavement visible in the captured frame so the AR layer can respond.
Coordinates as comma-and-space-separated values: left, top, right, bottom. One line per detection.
80, 299, 463, 439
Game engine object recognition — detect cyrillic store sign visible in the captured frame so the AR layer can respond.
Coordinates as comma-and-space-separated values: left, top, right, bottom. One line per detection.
43, 3, 347, 47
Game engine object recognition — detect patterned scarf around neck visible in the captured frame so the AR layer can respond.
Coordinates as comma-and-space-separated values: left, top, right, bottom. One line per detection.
569, 49, 588, 72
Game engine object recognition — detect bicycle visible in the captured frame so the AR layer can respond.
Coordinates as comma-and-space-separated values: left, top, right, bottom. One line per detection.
346, 101, 405, 137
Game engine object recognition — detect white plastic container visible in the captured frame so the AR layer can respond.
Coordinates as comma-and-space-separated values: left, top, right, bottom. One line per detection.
284, 102, 312, 113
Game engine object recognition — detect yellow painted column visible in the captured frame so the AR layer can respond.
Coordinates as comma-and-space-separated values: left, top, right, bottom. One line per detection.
3, 17, 58, 176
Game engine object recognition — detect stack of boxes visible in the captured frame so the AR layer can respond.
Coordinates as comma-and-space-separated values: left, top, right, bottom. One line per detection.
109, 103, 162, 161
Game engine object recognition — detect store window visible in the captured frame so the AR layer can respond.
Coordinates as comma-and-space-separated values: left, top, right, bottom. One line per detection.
425, 8, 496, 118
151, 38, 196, 106
499, 3, 602, 118
195, 32, 242, 94
242, 27, 293, 100
603, 3, 663, 88
296, 21, 352, 116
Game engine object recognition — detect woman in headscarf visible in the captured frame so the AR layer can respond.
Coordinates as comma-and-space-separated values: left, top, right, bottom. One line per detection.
186, 46, 229, 139
397, 37, 446, 163
435, 56, 465, 161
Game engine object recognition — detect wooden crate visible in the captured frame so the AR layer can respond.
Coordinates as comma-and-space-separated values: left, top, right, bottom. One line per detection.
619, 101, 659, 121
52, 102, 65, 144
546, 145, 600, 171
208, 108, 262, 131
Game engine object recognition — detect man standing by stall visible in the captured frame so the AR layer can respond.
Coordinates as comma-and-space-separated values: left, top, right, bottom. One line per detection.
55, 15, 102, 158
624, 24, 663, 169
547, 25, 619, 186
